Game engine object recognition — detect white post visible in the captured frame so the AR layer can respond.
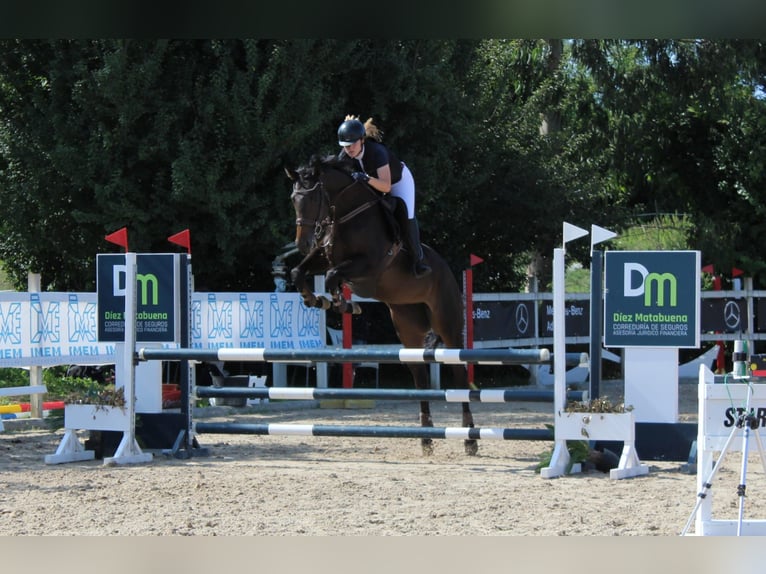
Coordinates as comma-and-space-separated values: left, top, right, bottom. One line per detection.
540, 247, 571, 478
27, 272, 43, 419
106, 252, 152, 465
541, 222, 589, 479
45, 253, 151, 465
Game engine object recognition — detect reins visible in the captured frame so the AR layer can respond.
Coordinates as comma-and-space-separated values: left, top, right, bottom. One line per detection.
295, 176, 382, 233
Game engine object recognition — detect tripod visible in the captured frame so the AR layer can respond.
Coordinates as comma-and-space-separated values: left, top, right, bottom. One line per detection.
681, 380, 766, 536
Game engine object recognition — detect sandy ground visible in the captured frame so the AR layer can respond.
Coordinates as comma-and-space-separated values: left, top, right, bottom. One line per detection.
2, 379, 765, 536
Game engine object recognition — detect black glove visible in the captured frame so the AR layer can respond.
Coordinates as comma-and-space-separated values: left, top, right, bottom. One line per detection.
351, 171, 370, 182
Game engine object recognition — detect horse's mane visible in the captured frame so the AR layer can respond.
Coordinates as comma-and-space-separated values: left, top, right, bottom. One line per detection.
309, 153, 353, 173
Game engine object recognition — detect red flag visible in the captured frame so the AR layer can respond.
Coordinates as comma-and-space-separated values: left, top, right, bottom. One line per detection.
732, 267, 744, 277
701, 264, 714, 274
104, 227, 129, 251
168, 229, 191, 253
470, 254, 484, 267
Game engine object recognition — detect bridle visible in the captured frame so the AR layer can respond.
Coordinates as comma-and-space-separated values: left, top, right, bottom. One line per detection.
292, 170, 383, 243
292, 180, 330, 238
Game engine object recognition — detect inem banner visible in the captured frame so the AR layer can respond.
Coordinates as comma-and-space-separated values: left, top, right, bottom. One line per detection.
191, 292, 323, 349
0, 292, 114, 367
604, 251, 701, 348
0, 290, 324, 368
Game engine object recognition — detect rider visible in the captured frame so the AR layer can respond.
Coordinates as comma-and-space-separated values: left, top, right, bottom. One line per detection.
336, 115, 431, 279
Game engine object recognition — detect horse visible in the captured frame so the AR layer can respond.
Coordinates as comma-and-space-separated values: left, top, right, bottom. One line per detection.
285, 154, 478, 456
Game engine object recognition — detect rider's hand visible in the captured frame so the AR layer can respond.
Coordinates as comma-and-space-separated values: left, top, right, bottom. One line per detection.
351, 171, 370, 182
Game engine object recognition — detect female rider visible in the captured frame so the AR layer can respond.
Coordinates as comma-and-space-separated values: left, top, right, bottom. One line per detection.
336, 116, 431, 278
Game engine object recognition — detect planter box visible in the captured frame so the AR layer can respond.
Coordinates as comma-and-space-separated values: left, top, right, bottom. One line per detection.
47, 404, 151, 466
64, 404, 130, 432
543, 411, 649, 480
554, 411, 635, 442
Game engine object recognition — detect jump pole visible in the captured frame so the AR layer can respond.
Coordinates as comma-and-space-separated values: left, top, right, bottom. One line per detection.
192, 384, 583, 443
195, 421, 552, 441
136, 347, 550, 365
139, 345, 557, 454
195, 386, 586, 403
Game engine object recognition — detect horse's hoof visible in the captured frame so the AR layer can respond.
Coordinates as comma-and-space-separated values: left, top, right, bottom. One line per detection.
421, 439, 434, 456
464, 439, 479, 456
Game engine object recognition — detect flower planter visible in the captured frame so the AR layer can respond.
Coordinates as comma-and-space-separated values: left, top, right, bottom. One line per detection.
543, 410, 649, 480
64, 404, 130, 432
554, 411, 636, 442
47, 404, 150, 466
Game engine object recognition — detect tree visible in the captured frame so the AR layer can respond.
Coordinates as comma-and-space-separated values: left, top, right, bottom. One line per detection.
3, 39, 766, 295
0, 39, 493, 291
571, 39, 766, 282
0, 40, 363, 290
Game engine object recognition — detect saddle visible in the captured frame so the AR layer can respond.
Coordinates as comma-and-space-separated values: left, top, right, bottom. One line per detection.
379, 193, 407, 245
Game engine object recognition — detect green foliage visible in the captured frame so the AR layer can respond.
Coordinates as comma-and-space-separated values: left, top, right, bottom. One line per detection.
1, 39, 766, 293
0, 262, 13, 290
535, 428, 591, 474
614, 213, 694, 251
0, 366, 105, 405
566, 265, 591, 293
43, 369, 105, 401
0, 368, 29, 390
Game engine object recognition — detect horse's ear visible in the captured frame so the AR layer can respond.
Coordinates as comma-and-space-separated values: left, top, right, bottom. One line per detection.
309, 154, 323, 170
285, 167, 297, 181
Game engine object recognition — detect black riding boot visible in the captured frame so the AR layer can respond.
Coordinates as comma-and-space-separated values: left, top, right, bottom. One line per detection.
406, 218, 432, 278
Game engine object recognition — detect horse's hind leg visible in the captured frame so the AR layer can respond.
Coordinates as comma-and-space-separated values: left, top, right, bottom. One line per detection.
406, 365, 434, 455
419, 400, 434, 456
391, 304, 436, 456
460, 388, 478, 456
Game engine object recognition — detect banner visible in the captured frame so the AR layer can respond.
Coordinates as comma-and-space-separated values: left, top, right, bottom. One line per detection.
0, 290, 324, 368
604, 251, 701, 348
191, 292, 324, 349
97, 253, 179, 343
0, 292, 114, 367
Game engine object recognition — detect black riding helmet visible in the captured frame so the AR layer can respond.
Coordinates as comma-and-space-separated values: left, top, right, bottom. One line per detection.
337, 119, 366, 146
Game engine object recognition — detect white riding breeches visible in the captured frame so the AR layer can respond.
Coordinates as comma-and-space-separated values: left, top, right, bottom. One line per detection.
391, 163, 416, 219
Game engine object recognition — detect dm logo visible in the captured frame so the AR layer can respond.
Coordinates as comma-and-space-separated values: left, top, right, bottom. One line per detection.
623, 263, 677, 307
112, 265, 160, 306
97, 253, 177, 343
604, 250, 700, 348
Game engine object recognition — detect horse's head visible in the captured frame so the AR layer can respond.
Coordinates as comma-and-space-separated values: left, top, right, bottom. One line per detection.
286, 156, 330, 254
286, 155, 356, 254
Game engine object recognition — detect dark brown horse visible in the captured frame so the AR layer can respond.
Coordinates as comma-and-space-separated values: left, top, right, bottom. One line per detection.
285, 154, 478, 455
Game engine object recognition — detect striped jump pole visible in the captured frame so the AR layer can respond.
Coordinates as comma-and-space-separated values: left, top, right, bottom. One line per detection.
137, 346, 550, 365
194, 422, 553, 441
196, 386, 588, 403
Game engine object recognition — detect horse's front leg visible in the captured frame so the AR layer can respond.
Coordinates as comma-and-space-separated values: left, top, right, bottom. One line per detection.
325, 261, 365, 314
290, 253, 332, 310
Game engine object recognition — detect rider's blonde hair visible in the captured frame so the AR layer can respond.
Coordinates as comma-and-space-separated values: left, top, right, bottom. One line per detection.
345, 114, 384, 143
